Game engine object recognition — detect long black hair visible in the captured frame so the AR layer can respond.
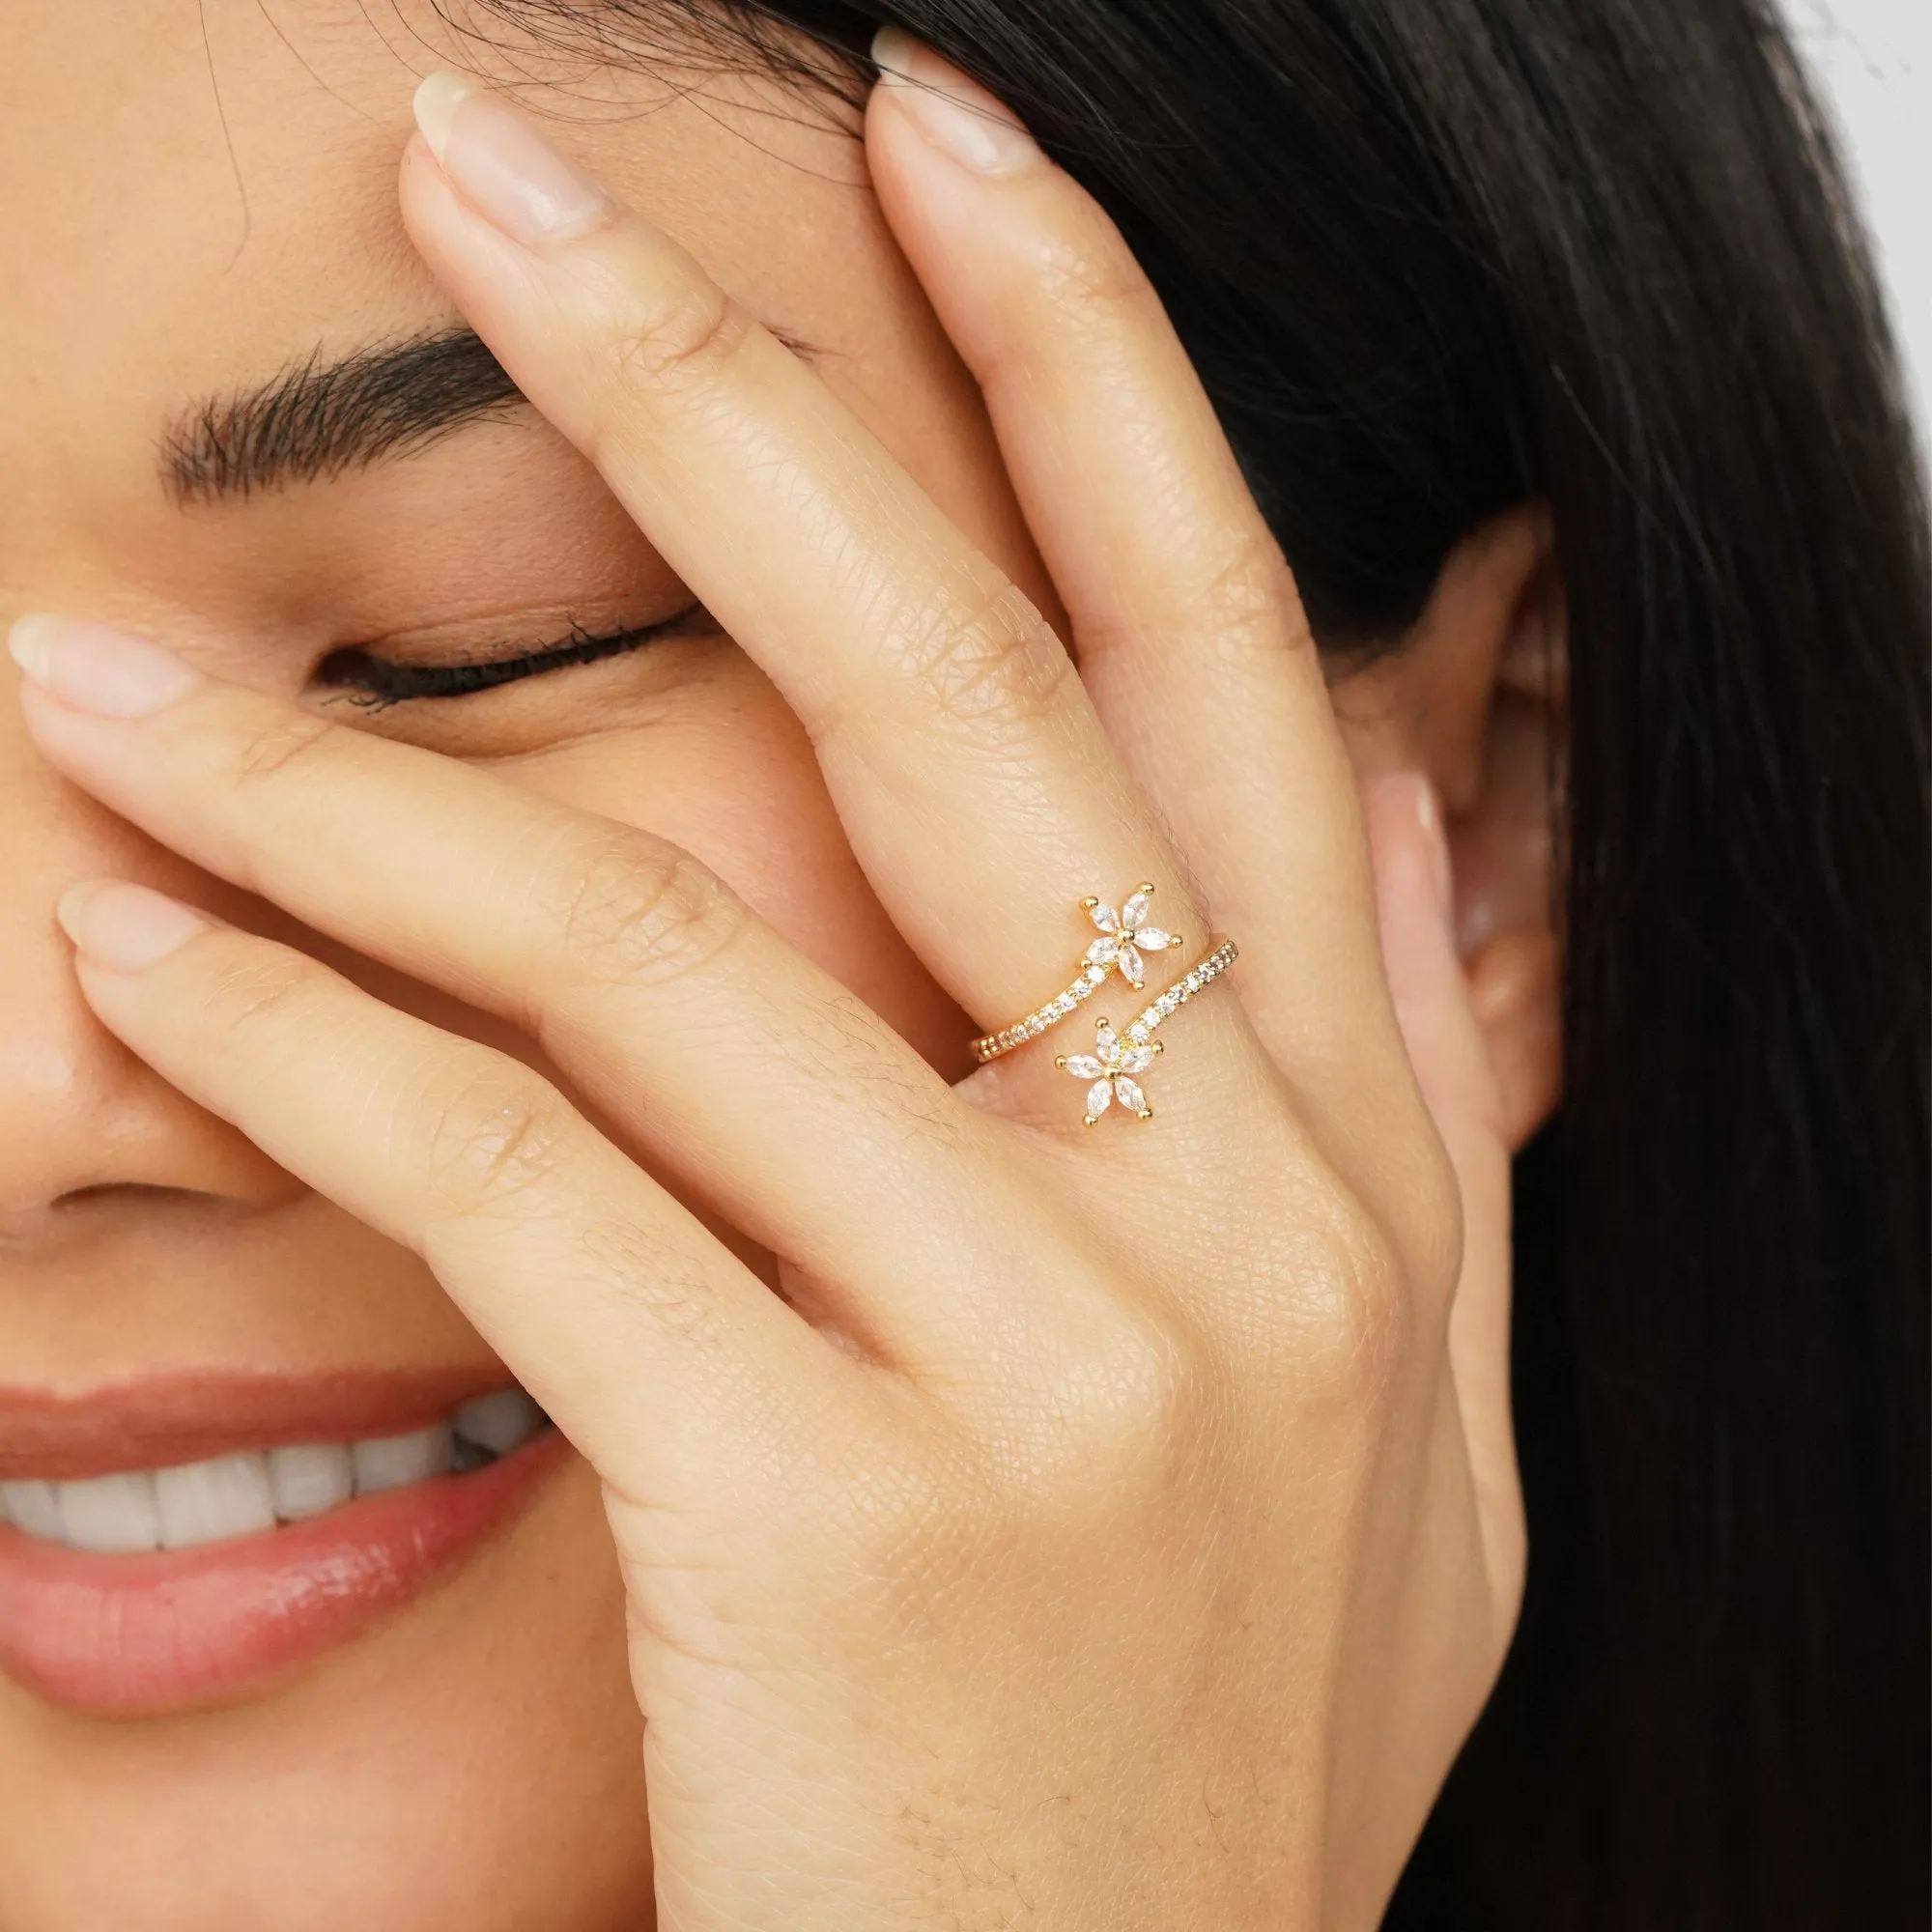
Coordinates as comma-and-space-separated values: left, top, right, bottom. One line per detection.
467, 0, 1930, 1920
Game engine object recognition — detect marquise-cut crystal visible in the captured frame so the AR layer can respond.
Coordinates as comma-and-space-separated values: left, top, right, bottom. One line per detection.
1065, 1009, 1161, 1123
1037, 933, 1236, 1105
1081, 887, 1186, 989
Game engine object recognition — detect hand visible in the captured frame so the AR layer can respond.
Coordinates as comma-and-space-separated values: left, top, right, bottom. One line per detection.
11, 42, 1522, 1931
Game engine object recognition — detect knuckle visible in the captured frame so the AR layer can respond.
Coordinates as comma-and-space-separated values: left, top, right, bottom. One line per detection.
1045, 1306, 1213, 1487
547, 835, 742, 992
1091, 1315, 1204, 1455
191, 942, 319, 1041
884, 574, 1074, 744
574, 1214, 727, 1352
609, 280, 752, 397
1027, 215, 1160, 327
418, 1064, 571, 1218
1284, 1212, 1412, 1403
1194, 529, 1302, 650
764, 991, 969, 1152
1082, 526, 1300, 669
229, 710, 340, 795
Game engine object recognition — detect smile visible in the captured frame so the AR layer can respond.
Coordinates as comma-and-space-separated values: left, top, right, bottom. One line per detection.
0, 1386, 548, 1553
0, 1372, 569, 1716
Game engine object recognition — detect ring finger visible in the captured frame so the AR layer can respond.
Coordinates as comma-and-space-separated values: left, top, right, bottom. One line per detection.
866, 42, 1395, 1079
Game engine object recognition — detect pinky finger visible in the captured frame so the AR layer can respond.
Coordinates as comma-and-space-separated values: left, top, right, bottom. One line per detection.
55, 879, 852, 1504
1360, 774, 1523, 1600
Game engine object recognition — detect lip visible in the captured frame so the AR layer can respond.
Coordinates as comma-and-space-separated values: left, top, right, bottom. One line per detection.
0, 1424, 568, 1715
0, 1368, 515, 1481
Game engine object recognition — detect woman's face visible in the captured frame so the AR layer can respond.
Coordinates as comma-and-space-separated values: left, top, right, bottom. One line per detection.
0, 5, 1551, 1925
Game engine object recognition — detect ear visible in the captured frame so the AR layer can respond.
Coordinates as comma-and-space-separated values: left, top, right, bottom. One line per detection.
1332, 506, 1564, 1151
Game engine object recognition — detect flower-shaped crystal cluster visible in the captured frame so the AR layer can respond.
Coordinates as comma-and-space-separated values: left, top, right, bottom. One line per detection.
1082, 885, 1179, 990
1059, 1021, 1160, 1124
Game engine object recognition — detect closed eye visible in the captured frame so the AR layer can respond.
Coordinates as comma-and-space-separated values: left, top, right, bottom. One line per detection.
314, 603, 718, 706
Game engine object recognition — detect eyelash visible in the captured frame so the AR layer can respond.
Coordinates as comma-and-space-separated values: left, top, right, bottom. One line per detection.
314, 603, 715, 707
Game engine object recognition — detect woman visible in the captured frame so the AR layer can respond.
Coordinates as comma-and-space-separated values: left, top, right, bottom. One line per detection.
0, 0, 1921, 1924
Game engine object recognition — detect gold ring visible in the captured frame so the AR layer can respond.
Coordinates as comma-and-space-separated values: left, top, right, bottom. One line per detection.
1054, 938, 1238, 1124
969, 884, 1184, 1065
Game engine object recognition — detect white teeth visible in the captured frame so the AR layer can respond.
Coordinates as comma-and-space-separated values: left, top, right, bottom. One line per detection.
351, 1423, 453, 1496
0, 1479, 65, 1541
0, 1389, 543, 1551
155, 1453, 278, 1550
451, 1388, 545, 1458
267, 1443, 355, 1521
59, 1472, 163, 1553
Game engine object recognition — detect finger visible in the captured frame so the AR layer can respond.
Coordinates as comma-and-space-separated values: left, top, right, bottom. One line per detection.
11, 622, 1034, 1366
1361, 773, 1521, 1599
51, 878, 854, 1501
397, 75, 1234, 1062
866, 38, 1399, 1078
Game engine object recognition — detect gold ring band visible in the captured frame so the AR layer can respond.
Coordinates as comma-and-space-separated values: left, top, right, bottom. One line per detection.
970, 883, 1184, 1065
1054, 939, 1238, 1124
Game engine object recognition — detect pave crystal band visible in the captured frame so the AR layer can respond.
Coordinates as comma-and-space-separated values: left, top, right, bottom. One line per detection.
969, 883, 1184, 1065
1055, 938, 1239, 1123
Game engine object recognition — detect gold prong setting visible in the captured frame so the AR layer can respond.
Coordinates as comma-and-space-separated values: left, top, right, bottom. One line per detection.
968, 881, 1236, 1127
1054, 938, 1238, 1124
969, 883, 1186, 1065
1058, 1018, 1157, 1124
1080, 882, 1181, 992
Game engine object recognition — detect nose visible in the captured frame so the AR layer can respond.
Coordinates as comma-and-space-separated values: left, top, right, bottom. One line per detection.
0, 687, 298, 1232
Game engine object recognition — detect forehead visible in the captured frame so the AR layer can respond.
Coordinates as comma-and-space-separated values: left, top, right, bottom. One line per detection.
0, 0, 882, 554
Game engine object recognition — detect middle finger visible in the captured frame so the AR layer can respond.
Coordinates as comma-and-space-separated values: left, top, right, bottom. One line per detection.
398, 77, 1216, 1042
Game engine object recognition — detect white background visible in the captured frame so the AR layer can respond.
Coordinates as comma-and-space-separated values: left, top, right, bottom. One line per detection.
1784, 0, 1929, 452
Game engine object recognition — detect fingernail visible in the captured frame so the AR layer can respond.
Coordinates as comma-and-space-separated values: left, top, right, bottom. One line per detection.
412, 71, 616, 247
9, 616, 201, 719
871, 29, 1040, 176
57, 882, 211, 972
1411, 775, 1455, 919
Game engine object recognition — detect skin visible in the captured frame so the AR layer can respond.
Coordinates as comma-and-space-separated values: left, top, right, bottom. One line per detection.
0, 5, 1564, 1927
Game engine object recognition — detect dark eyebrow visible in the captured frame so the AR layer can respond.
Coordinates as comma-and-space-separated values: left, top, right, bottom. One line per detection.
160, 328, 525, 504
159, 321, 822, 505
